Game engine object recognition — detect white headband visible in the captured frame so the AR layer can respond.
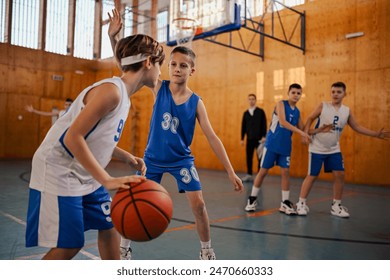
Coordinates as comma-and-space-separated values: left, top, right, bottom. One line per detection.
121, 54, 148, 66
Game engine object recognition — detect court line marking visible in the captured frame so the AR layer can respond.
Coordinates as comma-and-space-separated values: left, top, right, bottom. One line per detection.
168, 192, 390, 245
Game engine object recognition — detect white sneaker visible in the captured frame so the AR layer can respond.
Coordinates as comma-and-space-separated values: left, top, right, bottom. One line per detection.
242, 174, 253, 182
200, 248, 216, 260
296, 201, 309, 216
120, 247, 132, 260
244, 199, 257, 212
331, 203, 350, 218
279, 200, 297, 215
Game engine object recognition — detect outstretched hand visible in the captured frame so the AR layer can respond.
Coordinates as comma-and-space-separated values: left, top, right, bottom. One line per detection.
25, 104, 34, 112
377, 128, 390, 140
127, 155, 147, 176
300, 131, 311, 145
108, 8, 122, 38
103, 175, 146, 191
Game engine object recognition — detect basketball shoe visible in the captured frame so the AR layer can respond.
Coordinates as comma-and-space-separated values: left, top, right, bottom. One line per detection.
244, 199, 257, 212
279, 200, 297, 215
120, 247, 132, 260
200, 248, 216, 260
331, 202, 350, 218
296, 201, 309, 216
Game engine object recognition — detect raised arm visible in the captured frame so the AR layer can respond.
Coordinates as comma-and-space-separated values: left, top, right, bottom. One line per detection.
196, 100, 243, 192
108, 9, 162, 97
108, 8, 122, 52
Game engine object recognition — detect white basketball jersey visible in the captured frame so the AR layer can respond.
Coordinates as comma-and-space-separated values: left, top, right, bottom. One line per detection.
309, 102, 350, 154
30, 77, 130, 196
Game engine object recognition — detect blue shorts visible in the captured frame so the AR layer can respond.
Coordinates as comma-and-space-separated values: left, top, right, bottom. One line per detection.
260, 147, 291, 169
143, 158, 202, 193
26, 186, 113, 248
308, 152, 344, 176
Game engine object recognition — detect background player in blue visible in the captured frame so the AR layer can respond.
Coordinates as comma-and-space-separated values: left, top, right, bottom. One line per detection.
108, 9, 243, 260
296, 81, 390, 217
25, 33, 165, 259
244, 83, 311, 214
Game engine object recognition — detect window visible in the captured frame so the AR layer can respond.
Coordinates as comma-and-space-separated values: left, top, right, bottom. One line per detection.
123, 7, 133, 38
11, 0, 40, 49
74, 0, 95, 59
157, 10, 168, 43
269, 0, 305, 12
0, 0, 6, 42
237, 0, 264, 18
45, 0, 69, 55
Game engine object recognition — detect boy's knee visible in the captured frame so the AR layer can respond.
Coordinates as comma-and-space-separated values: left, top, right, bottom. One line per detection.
192, 201, 206, 217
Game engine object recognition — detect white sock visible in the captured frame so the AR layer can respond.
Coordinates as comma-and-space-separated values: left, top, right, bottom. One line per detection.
282, 190, 290, 202
250, 186, 260, 197
200, 240, 211, 249
120, 238, 131, 248
298, 197, 307, 204
333, 199, 341, 206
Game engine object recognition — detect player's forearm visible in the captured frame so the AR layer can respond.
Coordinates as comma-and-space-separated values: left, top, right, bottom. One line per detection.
31, 109, 57, 117
352, 125, 380, 138
64, 133, 112, 185
112, 146, 131, 162
110, 36, 117, 52
208, 136, 235, 176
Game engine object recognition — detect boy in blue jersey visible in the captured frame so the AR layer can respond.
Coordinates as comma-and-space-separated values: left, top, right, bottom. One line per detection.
296, 82, 390, 217
244, 83, 311, 215
108, 9, 243, 260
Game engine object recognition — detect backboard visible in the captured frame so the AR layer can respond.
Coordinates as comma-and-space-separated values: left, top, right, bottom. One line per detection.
167, 0, 241, 46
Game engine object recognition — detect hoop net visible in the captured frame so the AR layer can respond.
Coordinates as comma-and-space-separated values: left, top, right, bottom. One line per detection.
172, 17, 198, 48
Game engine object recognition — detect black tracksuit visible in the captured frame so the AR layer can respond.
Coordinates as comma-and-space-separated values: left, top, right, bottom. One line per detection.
241, 107, 267, 175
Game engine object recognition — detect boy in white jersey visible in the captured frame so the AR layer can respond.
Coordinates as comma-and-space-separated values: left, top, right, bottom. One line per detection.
108, 9, 243, 260
25, 34, 165, 259
244, 84, 311, 214
296, 82, 390, 217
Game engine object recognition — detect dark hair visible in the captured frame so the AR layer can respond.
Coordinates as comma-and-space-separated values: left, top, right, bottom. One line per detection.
171, 46, 196, 66
248, 93, 256, 99
288, 83, 302, 91
331, 81, 346, 91
115, 34, 165, 72
65, 98, 73, 103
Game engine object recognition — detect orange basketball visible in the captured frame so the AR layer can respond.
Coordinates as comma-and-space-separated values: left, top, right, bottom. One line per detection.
110, 180, 173, 242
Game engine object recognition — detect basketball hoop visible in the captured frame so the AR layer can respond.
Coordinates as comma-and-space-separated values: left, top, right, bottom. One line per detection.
172, 17, 198, 48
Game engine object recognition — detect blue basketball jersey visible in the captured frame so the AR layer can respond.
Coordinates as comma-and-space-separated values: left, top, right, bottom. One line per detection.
265, 100, 300, 156
144, 80, 200, 167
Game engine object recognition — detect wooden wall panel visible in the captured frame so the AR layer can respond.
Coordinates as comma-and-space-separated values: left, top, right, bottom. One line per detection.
352, 70, 389, 185
0, 94, 7, 157
7, 67, 45, 96
0, 64, 7, 93
1, 0, 389, 186
0, 44, 100, 157
5, 95, 40, 157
